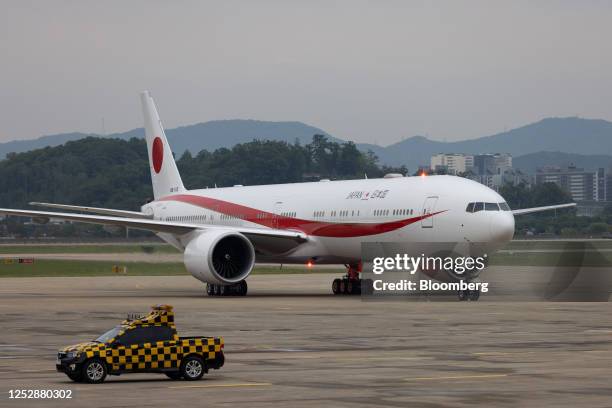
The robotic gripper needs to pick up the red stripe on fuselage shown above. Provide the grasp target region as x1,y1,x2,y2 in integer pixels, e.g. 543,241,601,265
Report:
159,194,445,238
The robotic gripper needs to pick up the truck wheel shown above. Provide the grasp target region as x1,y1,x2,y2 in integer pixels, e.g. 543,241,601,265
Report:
180,356,204,381
165,371,182,380
82,359,107,383
66,371,82,382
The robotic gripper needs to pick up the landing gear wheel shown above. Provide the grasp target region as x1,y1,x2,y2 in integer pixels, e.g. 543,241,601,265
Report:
339,279,347,294
333,278,362,295
468,289,481,301
82,359,107,384
362,278,373,296
458,290,468,301
332,279,341,294
181,356,204,381
346,279,354,295
207,281,248,297
333,263,364,296
237,280,248,296
165,371,182,380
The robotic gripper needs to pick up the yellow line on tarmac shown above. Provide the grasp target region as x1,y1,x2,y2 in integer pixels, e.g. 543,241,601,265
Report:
169,382,272,389
404,374,508,382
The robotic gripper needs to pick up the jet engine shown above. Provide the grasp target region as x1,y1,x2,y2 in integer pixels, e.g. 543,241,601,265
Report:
184,230,255,285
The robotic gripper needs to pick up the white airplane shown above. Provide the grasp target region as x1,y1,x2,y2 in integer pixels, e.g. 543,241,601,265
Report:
0,92,575,298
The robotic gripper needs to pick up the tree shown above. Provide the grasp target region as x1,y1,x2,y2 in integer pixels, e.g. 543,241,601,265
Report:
588,223,608,235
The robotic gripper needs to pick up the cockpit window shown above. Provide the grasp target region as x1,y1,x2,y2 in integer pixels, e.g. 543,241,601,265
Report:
467,202,506,212
485,202,499,211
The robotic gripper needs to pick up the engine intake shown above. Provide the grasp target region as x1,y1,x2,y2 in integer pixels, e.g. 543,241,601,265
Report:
184,230,255,285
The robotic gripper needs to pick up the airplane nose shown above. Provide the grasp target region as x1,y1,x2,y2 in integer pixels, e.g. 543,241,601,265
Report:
490,212,515,243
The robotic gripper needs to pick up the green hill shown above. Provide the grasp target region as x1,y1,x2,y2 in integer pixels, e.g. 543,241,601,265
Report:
0,135,389,211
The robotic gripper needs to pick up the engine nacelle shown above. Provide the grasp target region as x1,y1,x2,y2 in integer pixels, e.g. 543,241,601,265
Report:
184,230,255,285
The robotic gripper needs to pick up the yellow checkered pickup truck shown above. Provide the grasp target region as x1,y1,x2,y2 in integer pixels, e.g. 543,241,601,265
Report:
56,305,224,383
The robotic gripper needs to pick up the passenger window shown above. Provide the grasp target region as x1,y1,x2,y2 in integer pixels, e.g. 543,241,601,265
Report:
466,203,475,213
485,202,499,211
473,202,484,212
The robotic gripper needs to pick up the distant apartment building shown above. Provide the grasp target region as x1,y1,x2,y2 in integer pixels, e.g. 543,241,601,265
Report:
607,166,612,202
430,153,474,175
473,153,513,176
430,153,516,191
597,167,606,201
535,165,600,202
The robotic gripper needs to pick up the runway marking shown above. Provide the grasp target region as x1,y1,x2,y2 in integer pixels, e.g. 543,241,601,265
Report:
335,356,432,362
404,374,508,382
19,369,56,373
472,352,514,356
473,351,537,356
168,382,272,389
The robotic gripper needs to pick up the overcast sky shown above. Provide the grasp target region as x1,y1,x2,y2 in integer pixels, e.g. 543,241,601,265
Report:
1,0,611,145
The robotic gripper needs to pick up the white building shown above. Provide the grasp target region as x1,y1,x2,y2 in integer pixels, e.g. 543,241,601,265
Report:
430,152,516,191
430,153,474,175
535,166,598,202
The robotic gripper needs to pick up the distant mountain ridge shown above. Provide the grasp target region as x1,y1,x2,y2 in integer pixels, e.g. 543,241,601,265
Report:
1,117,611,171
365,117,612,168
512,151,612,173
0,120,339,159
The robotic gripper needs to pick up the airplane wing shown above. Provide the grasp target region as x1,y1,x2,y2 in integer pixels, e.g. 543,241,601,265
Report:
512,203,576,216
0,208,307,242
29,202,152,219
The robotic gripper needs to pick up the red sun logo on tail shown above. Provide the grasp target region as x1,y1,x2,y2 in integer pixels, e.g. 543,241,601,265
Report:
152,137,164,174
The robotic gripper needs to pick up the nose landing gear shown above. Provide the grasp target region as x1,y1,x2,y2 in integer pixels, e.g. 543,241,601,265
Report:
457,288,480,301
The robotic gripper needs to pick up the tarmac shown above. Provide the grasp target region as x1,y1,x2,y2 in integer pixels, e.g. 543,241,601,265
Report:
1,272,611,407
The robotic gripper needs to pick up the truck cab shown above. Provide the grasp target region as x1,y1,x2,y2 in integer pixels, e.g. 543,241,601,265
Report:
56,305,224,383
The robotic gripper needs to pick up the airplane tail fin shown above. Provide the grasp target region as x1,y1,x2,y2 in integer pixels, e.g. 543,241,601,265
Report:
140,91,185,199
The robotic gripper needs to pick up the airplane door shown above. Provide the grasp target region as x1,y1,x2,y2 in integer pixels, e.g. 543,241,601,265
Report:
421,196,438,228
273,201,284,229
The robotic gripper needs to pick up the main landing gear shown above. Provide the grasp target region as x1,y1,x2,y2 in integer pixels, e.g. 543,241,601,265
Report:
457,288,480,301
332,264,370,295
206,280,248,297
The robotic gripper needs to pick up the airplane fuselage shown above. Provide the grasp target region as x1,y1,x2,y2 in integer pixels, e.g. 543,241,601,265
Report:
143,174,515,265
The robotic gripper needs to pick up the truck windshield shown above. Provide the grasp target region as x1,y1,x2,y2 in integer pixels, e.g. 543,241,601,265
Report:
95,326,123,343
